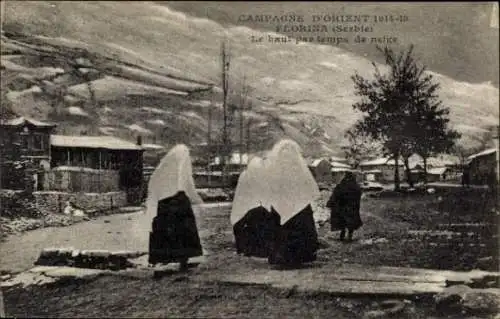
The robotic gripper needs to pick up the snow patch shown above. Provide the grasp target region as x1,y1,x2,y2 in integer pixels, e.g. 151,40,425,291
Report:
127,124,153,135
319,61,340,70
147,119,166,126
67,106,89,117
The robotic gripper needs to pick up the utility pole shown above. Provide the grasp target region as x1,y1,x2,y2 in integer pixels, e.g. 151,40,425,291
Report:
246,118,252,156
207,86,214,187
221,40,231,187
239,76,247,166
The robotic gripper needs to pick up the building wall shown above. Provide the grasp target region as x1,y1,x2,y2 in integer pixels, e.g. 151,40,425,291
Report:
0,189,127,218
33,191,128,215
193,172,240,189
310,161,333,184
39,168,120,193
0,124,53,164
360,165,405,183
469,153,497,185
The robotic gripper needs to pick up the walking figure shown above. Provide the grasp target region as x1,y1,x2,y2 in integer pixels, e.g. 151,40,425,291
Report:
326,172,363,242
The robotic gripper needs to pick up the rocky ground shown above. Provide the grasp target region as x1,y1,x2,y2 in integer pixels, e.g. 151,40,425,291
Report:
1,186,499,318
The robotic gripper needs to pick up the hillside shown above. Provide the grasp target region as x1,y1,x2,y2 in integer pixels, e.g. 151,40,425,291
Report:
1,1,498,157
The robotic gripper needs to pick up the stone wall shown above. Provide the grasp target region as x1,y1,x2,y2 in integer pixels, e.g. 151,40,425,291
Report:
33,191,127,215
1,190,128,218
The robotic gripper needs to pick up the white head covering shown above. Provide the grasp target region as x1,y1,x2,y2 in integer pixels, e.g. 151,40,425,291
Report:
145,144,203,219
230,156,271,226
265,139,320,225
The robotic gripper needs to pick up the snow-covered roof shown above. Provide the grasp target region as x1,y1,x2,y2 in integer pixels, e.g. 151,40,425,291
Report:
428,167,448,175
331,161,351,169
51,135,143,151
467,148,497,161
359,157,404,166
1,116,56,128
329,155,347,163
309,158,330,167
331,167,352,172
142,143,165,151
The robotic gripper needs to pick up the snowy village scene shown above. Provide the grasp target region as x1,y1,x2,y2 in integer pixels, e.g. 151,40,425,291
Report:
0,1,499,318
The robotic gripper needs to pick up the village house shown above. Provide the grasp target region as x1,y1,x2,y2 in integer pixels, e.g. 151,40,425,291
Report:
330,161,353,184
0,117,56,190
407,154,460,183
308,158,333,185
359,157,405,183
48,135,144,203
0,117,56,166
467,148,497,186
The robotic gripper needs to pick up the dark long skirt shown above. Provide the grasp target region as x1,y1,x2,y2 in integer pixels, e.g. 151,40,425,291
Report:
233,206,281,258
268,205,319,266
148,191,203,265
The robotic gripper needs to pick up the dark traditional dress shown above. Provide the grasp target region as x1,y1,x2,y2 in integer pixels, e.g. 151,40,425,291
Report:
326,174,363,231
148,191,203,265
233,205,281,258
268,204,319,266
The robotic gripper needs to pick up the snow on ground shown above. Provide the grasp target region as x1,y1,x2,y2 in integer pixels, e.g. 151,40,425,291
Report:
146,119,166,126
127,124,153,135
67,106,89,117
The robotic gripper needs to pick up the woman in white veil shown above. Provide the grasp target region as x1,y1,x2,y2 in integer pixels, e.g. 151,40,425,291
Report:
146,144,203,271
230,156,280,257
265,139,321,266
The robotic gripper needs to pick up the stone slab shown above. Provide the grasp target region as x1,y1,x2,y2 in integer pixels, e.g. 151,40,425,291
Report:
216,264,500,297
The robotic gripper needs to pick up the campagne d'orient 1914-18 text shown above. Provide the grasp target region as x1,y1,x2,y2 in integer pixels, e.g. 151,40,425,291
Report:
241,14,407,45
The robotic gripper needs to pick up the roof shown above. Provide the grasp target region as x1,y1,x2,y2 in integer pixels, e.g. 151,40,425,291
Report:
329,155,347,163
309,158,330,167
331,167,352,172
331,161,351,169
428,167,448,175
1,116,56,128
142,143,165,151
360,157,404,166
50,135,143,151
467,148,497,161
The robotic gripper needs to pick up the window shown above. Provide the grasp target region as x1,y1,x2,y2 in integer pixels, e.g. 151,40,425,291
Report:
21,134,29,150
33,134,44,150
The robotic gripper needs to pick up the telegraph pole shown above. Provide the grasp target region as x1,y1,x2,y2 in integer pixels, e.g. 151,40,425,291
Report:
221,40,231,187
239,76,247,166
207,86,214,187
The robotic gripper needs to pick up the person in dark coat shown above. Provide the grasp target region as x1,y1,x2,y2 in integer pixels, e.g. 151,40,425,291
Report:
326,172,363,242
233,205,281,258
149,191,203,271
268,204,319,266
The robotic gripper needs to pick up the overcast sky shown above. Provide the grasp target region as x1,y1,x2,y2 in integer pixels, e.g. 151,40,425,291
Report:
162,2,499,86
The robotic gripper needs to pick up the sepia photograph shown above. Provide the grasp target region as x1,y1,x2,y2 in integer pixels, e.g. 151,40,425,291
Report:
0,1,499,318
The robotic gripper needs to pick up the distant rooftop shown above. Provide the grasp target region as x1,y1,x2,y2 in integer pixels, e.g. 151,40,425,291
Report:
142,143,165,151
331,161,351,169
467,148,497,161
360,157,404,166
51,135,143,151
1,116,56,128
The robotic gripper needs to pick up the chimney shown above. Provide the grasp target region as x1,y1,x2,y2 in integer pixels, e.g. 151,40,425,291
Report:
136,135,142,146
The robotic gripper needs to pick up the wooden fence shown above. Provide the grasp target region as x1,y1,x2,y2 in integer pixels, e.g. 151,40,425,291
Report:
39,167,120,193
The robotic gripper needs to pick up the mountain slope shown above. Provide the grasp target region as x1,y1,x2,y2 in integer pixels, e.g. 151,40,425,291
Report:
1,1,498,156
